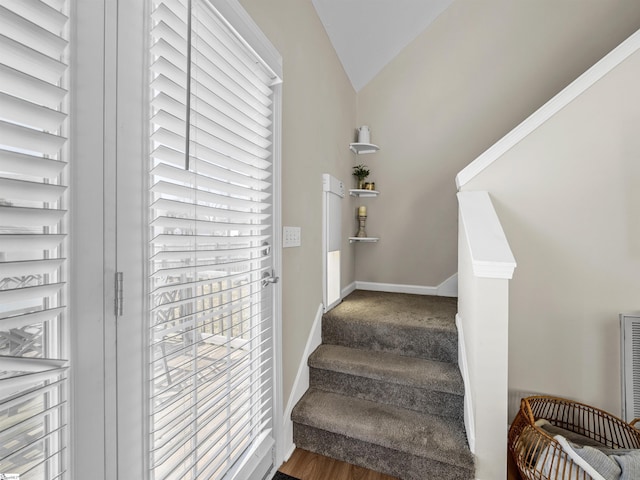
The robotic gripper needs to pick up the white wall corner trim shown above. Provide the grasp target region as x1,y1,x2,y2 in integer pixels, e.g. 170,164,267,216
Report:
281,303,324,460
437,273,458,297
457,191,516,280
355,275,458,297
455,29,640,189
456,314,475,454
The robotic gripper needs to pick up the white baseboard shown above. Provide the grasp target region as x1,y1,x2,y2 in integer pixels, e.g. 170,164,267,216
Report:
456,313,475,454
342,281,356,298
355,274,458,297
281,303,324,460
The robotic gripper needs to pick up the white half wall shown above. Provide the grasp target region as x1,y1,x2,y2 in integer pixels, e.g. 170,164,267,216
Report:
281,303,324,460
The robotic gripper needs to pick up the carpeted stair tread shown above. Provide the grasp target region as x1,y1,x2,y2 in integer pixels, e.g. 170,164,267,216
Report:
324,290,457,331
309,344,464,395
322,290,458,363
292,389,474,471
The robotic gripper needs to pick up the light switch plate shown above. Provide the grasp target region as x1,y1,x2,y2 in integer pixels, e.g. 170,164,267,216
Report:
283,226,301,248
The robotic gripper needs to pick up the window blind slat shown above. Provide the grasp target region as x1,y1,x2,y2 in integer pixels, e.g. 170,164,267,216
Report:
0,33,66,85
150,127,185,154
0,0,68,34
151,180,270,212
191,61,271,123
150,216,269,235
151,3,187,40
0,367,66,398
0,205,66,227
0,378,63,411
151,37,186,73
191,109,272,158
0,234,65,253
151,197,270,223
188,135,271,174
0,5,67,58
190,97,272,149
0,307,64,331
0,356,67,373
151,125,272,175
0,258,65,278
0,63,66,109
189,68,272,133
151,92,185,121
0,177,66,203
0,119,67,155
151,233,269,248
151,145,270,190
149,264,270,297
0,91,66,132
151,163,270,201
151,256,269,282
151,109,184,137
0,149,66,178
153,0,187,23
150,258,268,284
0,282,64,305
151,245,266,262
151,70,186,100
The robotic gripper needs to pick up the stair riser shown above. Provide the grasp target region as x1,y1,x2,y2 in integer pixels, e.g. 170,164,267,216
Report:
322,317,458,363
310,368,464,420
294,423,475,480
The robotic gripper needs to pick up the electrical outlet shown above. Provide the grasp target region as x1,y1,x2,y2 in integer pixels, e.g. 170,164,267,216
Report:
283,226,301,248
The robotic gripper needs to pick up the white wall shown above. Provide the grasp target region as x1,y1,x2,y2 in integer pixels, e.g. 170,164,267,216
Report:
354,0,640,288
462,46,640,416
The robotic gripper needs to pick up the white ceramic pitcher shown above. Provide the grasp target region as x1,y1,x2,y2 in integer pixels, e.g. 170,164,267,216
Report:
358,125,370,144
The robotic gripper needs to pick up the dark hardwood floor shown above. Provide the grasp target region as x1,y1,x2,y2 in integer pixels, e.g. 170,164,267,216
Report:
278,448,398,480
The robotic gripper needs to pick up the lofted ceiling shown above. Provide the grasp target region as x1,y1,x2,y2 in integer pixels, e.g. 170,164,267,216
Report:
311,0,454,92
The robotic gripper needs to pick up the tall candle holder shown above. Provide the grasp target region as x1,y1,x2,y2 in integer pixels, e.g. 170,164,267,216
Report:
356,214,367,238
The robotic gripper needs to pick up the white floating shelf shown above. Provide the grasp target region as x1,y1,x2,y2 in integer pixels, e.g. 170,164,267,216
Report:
349,143,380,154
349,189,379,197
349,236,379,243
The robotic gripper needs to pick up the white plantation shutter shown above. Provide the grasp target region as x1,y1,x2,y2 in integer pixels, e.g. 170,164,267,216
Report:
0,0,69,479
149,0,280,478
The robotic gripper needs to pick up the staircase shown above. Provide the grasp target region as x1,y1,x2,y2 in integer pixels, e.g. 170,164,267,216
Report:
291,290,475,480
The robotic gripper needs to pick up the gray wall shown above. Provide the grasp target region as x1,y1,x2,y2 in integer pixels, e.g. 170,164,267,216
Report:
355,0,640,287
463,47,640,415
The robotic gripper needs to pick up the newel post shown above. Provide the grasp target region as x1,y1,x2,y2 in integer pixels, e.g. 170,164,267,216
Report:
457,191,516,480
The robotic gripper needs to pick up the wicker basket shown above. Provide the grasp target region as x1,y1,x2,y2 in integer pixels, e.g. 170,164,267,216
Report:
508,396,640,480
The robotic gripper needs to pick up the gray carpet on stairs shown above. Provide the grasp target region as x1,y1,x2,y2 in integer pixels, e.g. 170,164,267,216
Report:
291,290,475,480
322,290,459,363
